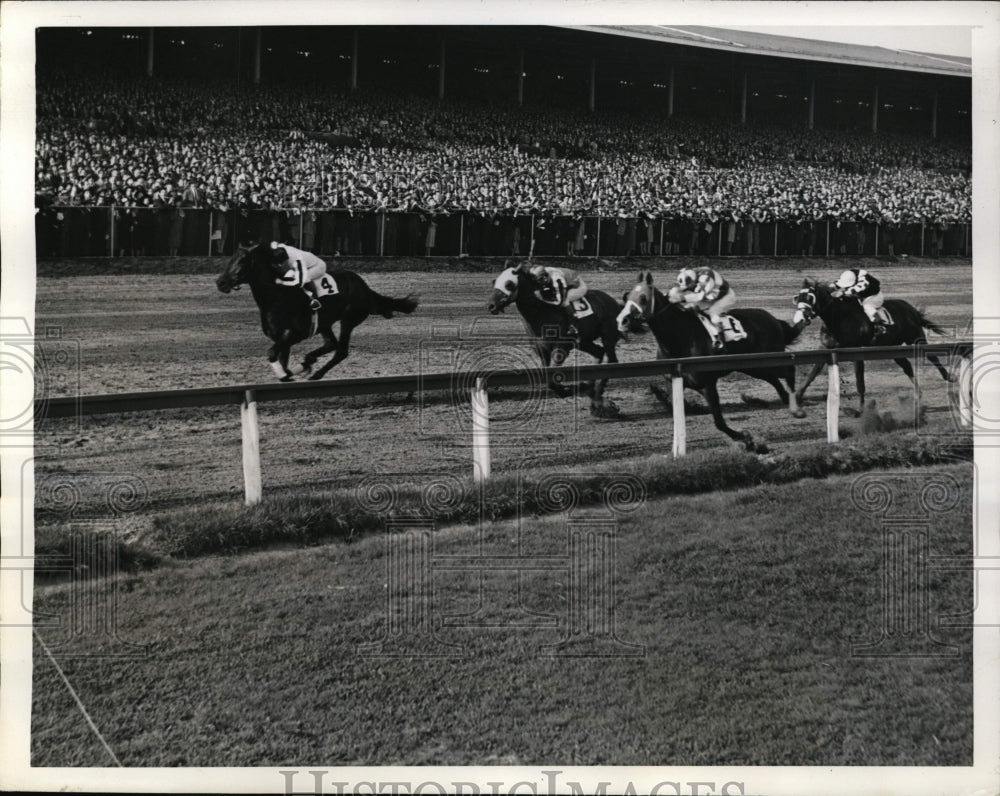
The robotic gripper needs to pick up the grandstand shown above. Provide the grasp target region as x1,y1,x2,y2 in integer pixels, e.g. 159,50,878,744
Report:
34,25,972,258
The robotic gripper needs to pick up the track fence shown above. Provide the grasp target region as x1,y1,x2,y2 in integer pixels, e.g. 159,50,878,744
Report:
36,342,974,505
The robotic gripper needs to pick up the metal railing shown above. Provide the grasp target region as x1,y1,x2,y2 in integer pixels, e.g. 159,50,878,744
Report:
35,206,973,259
35,342,974,505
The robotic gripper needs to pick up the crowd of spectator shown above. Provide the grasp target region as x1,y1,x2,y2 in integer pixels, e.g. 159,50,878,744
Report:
35,72,973,232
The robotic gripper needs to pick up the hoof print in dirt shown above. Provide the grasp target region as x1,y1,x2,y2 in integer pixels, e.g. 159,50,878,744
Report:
591,401,621,419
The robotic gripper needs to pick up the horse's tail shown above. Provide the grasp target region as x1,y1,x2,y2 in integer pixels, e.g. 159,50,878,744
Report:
780,319,804,346
371,290,420,319
915,308,947,337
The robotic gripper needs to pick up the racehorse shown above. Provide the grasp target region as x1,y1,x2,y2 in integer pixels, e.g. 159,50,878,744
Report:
216,244,418,381
792,277,953,415
486,261,622,414
619,270,805,451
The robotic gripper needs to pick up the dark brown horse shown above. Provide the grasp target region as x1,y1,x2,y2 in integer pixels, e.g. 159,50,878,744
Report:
621,271,805,451
486,261,622,414
216,244,418,380
792,277,953,414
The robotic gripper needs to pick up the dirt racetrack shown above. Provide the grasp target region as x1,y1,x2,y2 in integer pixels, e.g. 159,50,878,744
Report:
31,257,973,525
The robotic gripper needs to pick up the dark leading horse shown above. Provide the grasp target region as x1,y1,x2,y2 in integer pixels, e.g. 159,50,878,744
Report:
486,262,622,413
792,277,952,414
620,270,805,451
216,244,418,381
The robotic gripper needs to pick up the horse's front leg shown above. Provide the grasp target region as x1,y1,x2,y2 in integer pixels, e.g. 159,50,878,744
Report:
545,343,571,398
847,360,867,417
795,360,825,405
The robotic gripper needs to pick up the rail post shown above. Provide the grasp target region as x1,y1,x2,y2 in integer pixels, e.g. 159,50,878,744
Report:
471,376,491,482
827,352,840,443
241,390,263,505
672,366,686,457
595,216,601,258
958,354,972,428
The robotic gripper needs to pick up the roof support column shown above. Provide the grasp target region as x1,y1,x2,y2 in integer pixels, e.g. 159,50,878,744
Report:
254,28,262,85
438,38,446,101
668,65,674,117
351,28,359,90
589,57,596,112
872,84,879,133
931,89,938,138
740,71,747,125
146,28,154,77
808,78,816,130
518,47,525,107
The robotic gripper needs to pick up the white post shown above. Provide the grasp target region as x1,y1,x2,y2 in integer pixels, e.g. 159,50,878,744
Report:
827,360,840,443
659,219,664,255
958,355,972,428
874,224,879,255
458,213,464,256
595,215,601,258
826,221,830,257
920,222,925,256
208,208,214,256
241,390,263,505
472,377,491,482
109,206,115,256
672,373,686,457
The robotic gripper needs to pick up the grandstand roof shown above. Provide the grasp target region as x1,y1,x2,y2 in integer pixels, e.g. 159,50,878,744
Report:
566,26,972,78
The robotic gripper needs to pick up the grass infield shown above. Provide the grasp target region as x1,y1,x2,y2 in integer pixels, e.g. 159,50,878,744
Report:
31,459,973,766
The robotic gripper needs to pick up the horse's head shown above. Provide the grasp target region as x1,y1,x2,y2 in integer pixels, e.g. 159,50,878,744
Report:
216,245,256,294
793,277,835,326
616,270,658,334
486,262,521,315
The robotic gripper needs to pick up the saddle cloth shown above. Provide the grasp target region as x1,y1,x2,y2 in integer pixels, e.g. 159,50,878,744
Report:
274,272,339,297
873,307,893,326
720,315,747,342
570,297,594,319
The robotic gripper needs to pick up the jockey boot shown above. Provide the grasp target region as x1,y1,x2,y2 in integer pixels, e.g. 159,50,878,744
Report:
564,307,579,341
303,285,321,311
872,321,886,340
711,334,724,351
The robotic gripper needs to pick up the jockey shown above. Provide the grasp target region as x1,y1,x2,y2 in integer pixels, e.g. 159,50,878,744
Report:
830,268,885,336
668,265,738,350
529,264,588,337
270,242,327,311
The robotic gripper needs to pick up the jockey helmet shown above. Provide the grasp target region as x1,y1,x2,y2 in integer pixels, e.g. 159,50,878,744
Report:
835,270,858,290
677,268,697,290
270,243,289,265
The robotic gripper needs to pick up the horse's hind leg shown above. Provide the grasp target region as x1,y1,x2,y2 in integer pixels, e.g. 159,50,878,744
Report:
302,329,339,375
927,354,954,382
703,380,755,449
308,323,356,380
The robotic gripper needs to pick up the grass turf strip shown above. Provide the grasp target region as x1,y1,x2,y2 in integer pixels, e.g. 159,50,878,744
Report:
35,429,971,569
31,461,973,766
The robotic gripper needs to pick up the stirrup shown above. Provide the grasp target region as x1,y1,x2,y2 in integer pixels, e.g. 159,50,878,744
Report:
309,298,322,311
711,337,724,351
